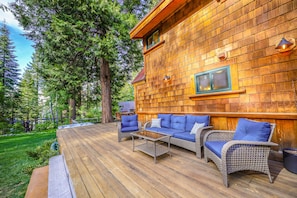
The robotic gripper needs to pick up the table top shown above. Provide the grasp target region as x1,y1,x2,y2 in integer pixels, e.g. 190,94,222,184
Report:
131,130,170,141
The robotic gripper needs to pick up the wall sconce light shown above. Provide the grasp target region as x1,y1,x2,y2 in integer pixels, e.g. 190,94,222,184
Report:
217,52,227,61
275,37,296,53
163,75,171,81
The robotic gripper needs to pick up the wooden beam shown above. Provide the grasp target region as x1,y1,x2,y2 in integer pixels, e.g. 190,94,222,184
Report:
130,0,188,39
136,111,297,120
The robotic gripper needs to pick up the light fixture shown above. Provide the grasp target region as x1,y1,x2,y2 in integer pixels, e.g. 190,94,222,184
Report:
275,37,296,52
163,75,171,81
217,52,227,61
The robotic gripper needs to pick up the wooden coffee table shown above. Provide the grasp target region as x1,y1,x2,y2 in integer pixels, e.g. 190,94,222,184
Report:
131,131,171,163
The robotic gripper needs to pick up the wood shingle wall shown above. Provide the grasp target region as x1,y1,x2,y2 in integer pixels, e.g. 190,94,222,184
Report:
132,0,297,152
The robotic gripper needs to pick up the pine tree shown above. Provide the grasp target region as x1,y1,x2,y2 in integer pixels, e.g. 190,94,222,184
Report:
0,22,20,90
0,22,20,121
18,62,39,126
10,0,158,123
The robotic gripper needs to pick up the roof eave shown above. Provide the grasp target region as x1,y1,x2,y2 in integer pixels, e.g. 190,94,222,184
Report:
129,0,188,39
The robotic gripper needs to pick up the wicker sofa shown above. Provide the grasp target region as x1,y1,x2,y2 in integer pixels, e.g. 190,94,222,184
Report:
144,114,212,158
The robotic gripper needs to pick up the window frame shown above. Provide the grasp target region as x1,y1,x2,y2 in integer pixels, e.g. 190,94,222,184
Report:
146,30,160,49
195,66,231,94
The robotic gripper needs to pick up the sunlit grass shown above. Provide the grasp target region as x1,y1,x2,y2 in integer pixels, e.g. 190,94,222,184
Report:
0,130,57,198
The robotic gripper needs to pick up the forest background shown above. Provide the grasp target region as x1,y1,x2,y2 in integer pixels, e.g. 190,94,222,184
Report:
0,0,159,134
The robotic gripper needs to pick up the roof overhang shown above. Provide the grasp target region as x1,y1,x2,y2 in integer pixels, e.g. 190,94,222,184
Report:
129,0,188,39
132,68,145,84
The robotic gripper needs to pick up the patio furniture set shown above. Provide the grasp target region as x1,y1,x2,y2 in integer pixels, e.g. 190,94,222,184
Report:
118,114,278,187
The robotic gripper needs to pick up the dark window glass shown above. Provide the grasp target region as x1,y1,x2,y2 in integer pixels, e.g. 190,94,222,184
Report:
195,66,231,94
147,30,159,49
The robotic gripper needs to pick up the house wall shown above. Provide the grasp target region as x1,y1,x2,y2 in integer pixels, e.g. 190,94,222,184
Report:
133,0,297,151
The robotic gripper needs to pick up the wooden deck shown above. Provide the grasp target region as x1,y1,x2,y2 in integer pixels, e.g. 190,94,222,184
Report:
57,123,297,198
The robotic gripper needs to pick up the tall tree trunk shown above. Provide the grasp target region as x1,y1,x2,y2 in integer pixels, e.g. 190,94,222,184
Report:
77,90,82,117
60,110,63,125
69,98,76,122
49,98,55,123
100,58,113,123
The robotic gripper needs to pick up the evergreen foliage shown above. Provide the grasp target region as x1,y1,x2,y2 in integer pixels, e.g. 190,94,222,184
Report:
5,0,159,124
0,22,20,91
0,22,20,125
18,62,39,122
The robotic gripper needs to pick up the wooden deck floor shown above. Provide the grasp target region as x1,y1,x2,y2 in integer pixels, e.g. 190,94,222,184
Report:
57,123,297,198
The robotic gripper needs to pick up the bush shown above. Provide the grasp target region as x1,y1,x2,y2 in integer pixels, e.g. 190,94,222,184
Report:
77,106,101,122
26,138,60,171
22,163,38,175
35,121,57,132
0,121,10,135
10,122,25,133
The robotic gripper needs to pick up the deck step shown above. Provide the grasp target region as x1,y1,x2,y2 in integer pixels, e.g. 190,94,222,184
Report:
25,166,48,198
25,155,76,198
48,155,75,198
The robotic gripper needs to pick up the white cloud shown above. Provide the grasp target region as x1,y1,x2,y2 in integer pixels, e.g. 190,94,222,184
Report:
0,0,23,30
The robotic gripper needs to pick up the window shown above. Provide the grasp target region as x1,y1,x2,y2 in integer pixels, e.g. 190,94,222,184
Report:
195,66,231,94
147,30,159,49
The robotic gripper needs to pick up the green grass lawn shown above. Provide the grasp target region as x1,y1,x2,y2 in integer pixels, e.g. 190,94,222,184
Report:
0,130,57,198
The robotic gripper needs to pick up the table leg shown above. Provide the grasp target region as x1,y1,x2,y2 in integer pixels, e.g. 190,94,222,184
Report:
132,136,135,152
168,136,171,157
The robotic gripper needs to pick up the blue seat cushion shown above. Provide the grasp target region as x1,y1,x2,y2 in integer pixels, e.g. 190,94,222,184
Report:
146,127,183,136
185,115,210,132
121,126,139,132
121,115,138,128
233,118,271,141
171,115,186,131
158,114,172,128
173,132,195,142
205,141,227,158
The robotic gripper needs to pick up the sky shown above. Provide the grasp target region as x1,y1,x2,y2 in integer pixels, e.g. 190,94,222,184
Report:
0,0,35,74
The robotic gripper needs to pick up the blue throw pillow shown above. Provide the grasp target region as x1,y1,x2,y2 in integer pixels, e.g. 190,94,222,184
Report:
233,118,271,141
121,115,138,128
158,114,172,128
185,115,210,132
171,115,186,131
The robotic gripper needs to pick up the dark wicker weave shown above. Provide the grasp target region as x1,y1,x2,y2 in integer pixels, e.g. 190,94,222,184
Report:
204,122,277,187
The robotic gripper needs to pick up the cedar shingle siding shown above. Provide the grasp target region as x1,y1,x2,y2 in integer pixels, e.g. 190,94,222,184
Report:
131,0,297,152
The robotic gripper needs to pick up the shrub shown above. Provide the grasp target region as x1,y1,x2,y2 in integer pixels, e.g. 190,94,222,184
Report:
35,121,57,132
10,122,25,133
26,138,60,171
77,106,101,122
22,163,38,175
0,121,10,135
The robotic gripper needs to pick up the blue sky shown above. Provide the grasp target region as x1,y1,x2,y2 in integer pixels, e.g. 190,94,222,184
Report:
0,0,35,74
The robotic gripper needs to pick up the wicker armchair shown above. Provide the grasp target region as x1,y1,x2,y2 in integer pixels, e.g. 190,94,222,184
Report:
118,115,141,142
204,118,277,187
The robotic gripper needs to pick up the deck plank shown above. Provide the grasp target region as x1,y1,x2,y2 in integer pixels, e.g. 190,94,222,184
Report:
57,123,297,198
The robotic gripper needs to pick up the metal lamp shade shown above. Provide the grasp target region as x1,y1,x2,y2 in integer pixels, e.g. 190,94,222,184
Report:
275,38,293,50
